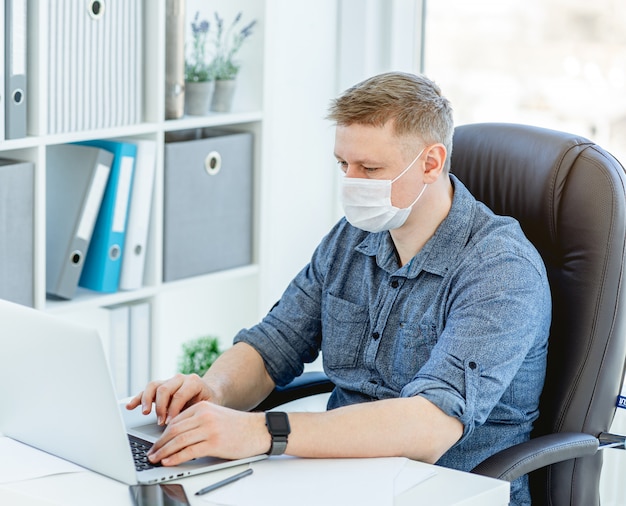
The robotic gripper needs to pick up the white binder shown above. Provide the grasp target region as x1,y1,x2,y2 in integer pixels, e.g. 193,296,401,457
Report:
43,0,142,135
4,0,27,139
119,139,157,291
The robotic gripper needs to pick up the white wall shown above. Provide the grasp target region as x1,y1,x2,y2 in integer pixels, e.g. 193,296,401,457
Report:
336,0,422,90
258,0,423,314
257,0,341,313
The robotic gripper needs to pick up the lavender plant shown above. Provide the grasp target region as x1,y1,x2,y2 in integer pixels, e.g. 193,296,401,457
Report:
185,12,213,82
210,12,257,80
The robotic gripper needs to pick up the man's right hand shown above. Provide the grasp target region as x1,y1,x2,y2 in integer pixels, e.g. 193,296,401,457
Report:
126,373,220,426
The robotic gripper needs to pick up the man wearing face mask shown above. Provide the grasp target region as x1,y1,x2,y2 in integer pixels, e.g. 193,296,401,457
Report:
128,72,550,506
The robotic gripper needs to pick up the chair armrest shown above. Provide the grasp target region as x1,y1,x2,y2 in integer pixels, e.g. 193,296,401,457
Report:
253,371,335,411
470,432,599,482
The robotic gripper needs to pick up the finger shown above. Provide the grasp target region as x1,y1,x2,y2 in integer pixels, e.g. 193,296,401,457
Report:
161,442,206,467
163,374,204,424
125,392,143,410
151,432,209,467
148,415,202,464
140,381,164,415
126,382,160,415
153,376,185,425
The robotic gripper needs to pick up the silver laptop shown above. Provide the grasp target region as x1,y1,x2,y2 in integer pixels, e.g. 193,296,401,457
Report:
0,299,266,485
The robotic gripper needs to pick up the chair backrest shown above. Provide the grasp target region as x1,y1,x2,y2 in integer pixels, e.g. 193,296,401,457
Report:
450,123,626,505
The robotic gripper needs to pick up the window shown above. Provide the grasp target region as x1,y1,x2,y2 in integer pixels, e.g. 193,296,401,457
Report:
423,0,626,164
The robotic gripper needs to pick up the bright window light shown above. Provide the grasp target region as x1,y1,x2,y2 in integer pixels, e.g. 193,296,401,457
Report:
423,0,626,165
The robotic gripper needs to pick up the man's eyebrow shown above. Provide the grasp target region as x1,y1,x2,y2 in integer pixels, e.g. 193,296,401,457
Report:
333,153,384,166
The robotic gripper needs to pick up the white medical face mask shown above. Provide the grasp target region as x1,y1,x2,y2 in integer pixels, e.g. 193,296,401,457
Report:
340,148,428,233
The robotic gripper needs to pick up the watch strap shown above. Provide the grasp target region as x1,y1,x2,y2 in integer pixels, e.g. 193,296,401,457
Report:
267,435,289,456
265,411,291,456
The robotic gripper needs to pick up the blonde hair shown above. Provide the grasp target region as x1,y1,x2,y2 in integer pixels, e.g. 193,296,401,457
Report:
327,72,454,171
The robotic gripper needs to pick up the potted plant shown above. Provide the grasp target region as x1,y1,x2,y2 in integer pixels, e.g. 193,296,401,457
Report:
209,12,257,112
184,12,214,115
178,335,223,376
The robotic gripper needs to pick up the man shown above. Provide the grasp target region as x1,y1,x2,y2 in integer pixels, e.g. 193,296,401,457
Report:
128,72,550,505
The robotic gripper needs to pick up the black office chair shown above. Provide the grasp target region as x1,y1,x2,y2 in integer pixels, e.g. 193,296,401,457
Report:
257,123,626,505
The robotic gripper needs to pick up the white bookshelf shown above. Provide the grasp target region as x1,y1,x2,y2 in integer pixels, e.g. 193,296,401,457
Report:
0,0,342,380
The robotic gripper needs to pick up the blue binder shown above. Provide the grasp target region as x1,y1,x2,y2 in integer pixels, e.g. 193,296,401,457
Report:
78,139,137,293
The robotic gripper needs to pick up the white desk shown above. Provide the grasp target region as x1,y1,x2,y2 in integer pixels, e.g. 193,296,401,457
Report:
0,458,509,506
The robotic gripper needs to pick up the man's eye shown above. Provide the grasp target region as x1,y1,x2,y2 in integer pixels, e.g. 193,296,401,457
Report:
337,161,348,172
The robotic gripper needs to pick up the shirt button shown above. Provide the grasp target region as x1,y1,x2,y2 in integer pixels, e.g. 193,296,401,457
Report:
469,361,477,370
372,332,380,340
390,280,399,288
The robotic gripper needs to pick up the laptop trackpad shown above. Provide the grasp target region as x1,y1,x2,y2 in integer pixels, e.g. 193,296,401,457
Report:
127,423,166,443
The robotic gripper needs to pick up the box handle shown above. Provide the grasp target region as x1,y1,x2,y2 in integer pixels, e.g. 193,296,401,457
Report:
204,151,222,176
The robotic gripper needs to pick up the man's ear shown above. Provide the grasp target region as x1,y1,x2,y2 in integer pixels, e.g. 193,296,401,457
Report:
423,144,447,183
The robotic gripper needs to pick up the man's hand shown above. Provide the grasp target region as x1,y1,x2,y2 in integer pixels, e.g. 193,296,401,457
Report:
126,373,220,426
146,402,269,466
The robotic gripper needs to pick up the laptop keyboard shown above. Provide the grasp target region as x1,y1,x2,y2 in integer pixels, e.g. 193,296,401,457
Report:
128,434,161,471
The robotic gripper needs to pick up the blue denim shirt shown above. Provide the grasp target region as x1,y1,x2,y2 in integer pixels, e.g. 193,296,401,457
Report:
235,175,550,505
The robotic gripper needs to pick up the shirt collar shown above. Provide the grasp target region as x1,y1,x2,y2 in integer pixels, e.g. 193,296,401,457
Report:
354,174,475,278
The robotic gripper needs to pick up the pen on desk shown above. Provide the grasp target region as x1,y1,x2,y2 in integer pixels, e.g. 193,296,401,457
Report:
195,468,254,496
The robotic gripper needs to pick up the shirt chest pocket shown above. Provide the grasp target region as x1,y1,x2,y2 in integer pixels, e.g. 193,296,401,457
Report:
391,320,439,389
321,294,368,369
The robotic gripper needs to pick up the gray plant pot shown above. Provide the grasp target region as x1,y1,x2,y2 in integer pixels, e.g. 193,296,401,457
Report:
210,79,237,112
185,80,214,116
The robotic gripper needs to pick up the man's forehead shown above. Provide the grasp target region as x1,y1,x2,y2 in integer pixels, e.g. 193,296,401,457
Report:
335,124,421,159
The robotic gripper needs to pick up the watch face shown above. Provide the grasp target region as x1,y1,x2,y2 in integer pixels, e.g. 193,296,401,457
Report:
267,412,291,435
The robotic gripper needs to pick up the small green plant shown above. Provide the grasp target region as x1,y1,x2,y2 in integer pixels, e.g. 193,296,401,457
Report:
178,335,222,376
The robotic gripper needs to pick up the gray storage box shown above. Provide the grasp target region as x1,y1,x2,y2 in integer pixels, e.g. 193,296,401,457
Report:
163,130,253,281
0,159,34,306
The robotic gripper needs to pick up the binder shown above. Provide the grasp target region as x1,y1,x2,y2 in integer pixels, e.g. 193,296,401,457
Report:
108,304,130,399
44,0,142,135
0,158,34,306
4,0,27,139
0,0,5,140
46,144,113,300
78,139,137,293
118,139,156,291
129,301,151,395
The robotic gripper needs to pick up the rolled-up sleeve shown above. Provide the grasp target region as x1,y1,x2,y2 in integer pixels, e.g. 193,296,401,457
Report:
400,247,551,443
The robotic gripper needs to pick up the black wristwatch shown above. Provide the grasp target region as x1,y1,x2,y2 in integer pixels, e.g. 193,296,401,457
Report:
265,411,291,456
